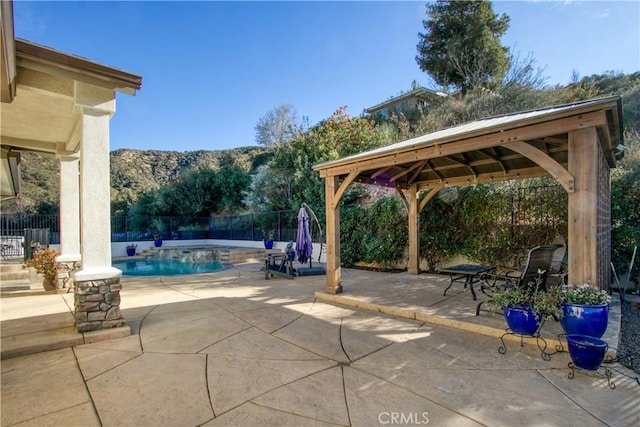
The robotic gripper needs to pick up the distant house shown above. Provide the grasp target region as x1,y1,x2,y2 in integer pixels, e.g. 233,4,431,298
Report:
364,87,447,118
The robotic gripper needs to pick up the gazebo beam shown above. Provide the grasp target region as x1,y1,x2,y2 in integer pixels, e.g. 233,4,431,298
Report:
503,141,575,192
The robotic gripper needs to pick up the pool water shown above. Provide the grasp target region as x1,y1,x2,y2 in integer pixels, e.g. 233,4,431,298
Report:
113,259,227,276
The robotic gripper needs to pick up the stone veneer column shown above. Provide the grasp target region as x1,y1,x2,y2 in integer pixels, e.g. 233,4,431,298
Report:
75,278,124,332
72,82,125,332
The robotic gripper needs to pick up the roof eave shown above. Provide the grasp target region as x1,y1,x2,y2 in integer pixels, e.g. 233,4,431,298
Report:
15,38,142,94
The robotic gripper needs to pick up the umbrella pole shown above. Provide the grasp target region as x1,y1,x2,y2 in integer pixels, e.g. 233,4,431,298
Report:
302,203,323,264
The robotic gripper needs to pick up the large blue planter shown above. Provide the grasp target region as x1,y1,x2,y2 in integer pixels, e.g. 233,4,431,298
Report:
263,240,274,250
566,334,608,371
560,303,608,338
504,305,542,336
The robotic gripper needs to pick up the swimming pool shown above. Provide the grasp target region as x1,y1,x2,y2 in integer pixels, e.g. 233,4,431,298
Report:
113,259,228,276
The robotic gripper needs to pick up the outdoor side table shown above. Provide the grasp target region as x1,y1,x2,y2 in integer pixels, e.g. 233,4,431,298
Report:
440,264,495,300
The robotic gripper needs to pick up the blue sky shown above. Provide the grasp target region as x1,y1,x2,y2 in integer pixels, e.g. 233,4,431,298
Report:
13,1,640,152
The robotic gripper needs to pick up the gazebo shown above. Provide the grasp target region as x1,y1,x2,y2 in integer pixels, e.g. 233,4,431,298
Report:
1,0,142,333
313,96,624,295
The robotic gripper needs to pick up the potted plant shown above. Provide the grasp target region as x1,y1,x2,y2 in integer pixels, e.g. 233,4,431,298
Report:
126,243,137,256
488,272,563,336
23,247,59,291
263,230,275,250
560,282,611,338
151,218,164,247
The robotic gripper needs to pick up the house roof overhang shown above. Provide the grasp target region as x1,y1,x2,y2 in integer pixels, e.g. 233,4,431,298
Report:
1,37,142,157
314,96,624,191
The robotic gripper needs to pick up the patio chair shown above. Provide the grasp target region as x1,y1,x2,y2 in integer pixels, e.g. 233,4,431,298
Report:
476,244,559,316
546,236,568,287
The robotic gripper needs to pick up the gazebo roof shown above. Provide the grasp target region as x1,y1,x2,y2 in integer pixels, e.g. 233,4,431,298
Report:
314,96,623,190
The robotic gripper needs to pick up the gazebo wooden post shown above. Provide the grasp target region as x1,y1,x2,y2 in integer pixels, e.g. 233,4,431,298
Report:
407,184,419,274
325,175,343,294
568,127,610,290
323,172,359,294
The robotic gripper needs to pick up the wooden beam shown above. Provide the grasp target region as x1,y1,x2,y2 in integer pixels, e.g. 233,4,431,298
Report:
324,176,342,294
503,141,574,192
395,186,409,212
407,184,419,274
331,171,359,209
419,185,443,212
415,166,553,190
479,148,508,174
390,161,423,181
316,111,607,178
567,128,599,286
408,160,427,185
371,166,393,179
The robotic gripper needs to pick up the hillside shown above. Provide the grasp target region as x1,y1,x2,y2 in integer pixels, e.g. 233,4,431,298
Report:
4,146,267,214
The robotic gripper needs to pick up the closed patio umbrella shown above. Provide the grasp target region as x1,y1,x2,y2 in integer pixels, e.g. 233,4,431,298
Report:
296,206,313,265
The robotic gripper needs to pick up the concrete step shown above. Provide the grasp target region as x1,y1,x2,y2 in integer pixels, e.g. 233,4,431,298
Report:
1,270,29,281
0,261,29,281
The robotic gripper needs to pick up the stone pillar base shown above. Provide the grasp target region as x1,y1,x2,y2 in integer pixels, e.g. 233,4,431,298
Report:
74,276,125,333
56,260,81,293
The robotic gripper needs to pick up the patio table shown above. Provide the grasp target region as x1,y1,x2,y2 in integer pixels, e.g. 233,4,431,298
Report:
440,264,495,301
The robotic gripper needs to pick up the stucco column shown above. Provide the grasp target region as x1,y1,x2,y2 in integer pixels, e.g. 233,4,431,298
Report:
57,155,81,261
55,155,82,292
74,109,120,280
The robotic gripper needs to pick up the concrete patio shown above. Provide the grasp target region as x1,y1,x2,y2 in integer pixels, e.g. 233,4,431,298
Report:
1,261,639,426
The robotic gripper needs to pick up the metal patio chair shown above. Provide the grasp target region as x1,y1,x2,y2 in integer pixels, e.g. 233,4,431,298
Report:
476,244,559,316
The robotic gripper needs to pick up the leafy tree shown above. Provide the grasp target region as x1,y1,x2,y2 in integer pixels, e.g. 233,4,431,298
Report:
247,107,391,212
254,104,301,146
416,0,510,94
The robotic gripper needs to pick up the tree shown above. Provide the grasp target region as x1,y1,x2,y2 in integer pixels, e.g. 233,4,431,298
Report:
254,104,301,146
416,1,510,94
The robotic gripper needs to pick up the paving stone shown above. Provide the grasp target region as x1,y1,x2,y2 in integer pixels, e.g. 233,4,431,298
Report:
207,354,336,414
344,367,482,426
201,327,325,360
1,349,91,426
254,366,349,425
141,310,251,353
87,352,212,426
202,401,339,426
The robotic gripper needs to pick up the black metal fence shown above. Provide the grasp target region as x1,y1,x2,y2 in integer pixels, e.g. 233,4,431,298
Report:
0,209,317,252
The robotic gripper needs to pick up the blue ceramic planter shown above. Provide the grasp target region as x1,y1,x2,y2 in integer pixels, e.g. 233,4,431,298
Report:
263,240,274,250
566,334,608,370
126,248,136,256
154,239,163,248
504,305,542,336
560,303,608,338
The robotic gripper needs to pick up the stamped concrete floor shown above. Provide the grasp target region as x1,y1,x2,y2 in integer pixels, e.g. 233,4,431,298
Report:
1,263,639,426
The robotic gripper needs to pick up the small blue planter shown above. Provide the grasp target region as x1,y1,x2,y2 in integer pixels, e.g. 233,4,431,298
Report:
263,240,274,250
566,334,608,371
560,303,608,338
504,305,542,336
154,239,163,248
